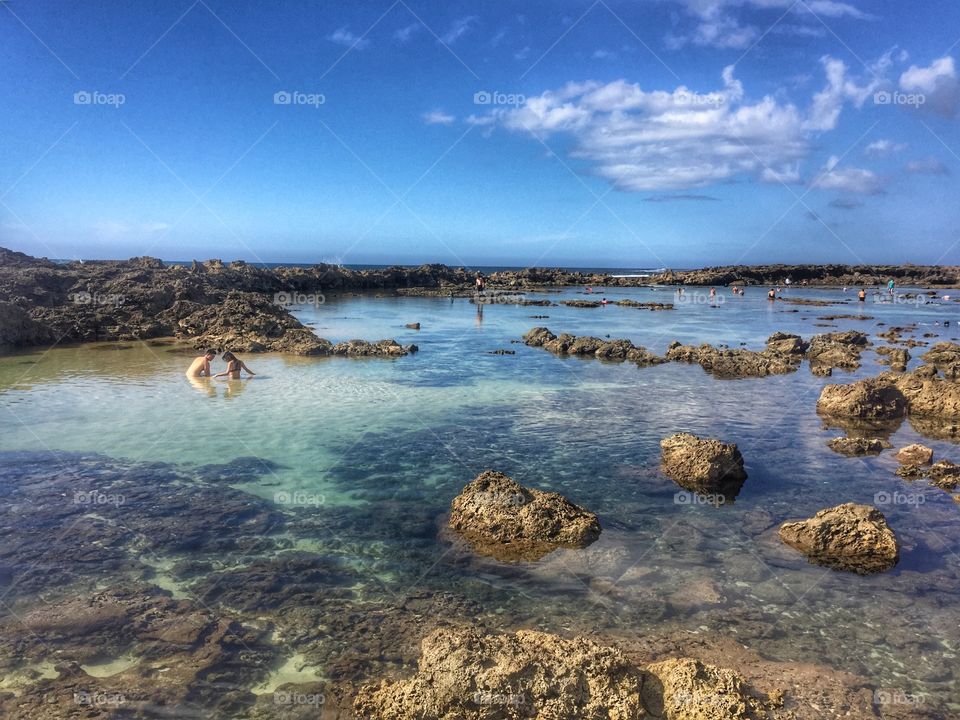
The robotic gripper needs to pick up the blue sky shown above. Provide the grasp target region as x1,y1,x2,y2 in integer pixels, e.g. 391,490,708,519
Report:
2,0,960,268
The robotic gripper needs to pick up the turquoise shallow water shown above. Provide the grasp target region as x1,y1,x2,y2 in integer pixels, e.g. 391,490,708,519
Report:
1,286,959,715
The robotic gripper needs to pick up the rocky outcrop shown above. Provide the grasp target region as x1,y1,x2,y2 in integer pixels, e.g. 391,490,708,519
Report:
778,503,899,574
921,342,960,378
893,371,960,420
765,331,808,355
806,331,870,372
354,627,771,720
895,444,933,465
523,327,667,367
615,299,674,310
561,299,603,308
660,433,747,500
816,377,907,421
448,471,601,562
665,338,801,379
649,263,959,287
827,437,890,456
876,346,910,370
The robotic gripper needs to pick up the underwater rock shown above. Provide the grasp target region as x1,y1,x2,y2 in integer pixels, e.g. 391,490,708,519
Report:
447,470,601,562
778,503,899,574
660,433,747,498
827,437,890,456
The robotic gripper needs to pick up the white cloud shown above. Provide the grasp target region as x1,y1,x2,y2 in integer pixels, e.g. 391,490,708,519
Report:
394,23,421,43
422,110,456,126
441,16,477,45
812,155,886,194
514,46,531,60
486,59,879,192
328,28,370,50
805,56,881,131
593,49,615,60
864,139,906,157
905,157,949,175
899,56,960,117
664,0,873,50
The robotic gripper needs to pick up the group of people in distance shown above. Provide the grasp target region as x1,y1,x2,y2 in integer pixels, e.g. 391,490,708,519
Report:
186,349,256,379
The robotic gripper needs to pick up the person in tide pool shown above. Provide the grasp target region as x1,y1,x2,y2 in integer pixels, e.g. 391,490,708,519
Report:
215,351,256,379
185,349,217,377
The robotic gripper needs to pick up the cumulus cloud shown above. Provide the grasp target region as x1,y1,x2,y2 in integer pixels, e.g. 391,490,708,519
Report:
899,56,960,117
864,139,906,157
328,28,370,50
484,60,876,192
422,110,456,126
812,155,887,194
905,157,949,175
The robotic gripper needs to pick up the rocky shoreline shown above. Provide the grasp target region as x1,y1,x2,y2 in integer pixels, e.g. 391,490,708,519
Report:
2,247,958,354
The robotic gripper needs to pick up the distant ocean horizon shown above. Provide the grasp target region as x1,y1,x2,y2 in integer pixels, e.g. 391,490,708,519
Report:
54,258,673,276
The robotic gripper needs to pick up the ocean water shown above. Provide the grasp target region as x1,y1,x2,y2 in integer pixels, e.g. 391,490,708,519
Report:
1,285,958,716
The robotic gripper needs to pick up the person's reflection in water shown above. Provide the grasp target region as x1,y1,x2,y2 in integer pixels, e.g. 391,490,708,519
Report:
475,302,484,326
224,378,248,399
187,375,217,397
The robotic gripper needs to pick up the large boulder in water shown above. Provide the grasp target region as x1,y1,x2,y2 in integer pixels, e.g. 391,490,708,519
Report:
893,372,960,420
660,433,747,499
354,627,770,720
778,503,899,574
816,377,907,420
448,471,600,562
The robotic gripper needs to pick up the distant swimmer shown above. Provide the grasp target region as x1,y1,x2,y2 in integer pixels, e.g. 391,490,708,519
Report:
858,288,866,302
768,288,776,300
215,351,256,379
709,287,716,299
601,297,608,305
186,349,217,377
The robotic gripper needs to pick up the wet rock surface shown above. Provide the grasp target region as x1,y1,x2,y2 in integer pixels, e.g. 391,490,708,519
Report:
827,436,890,455
523,327,668,366
805,330,870,372
779,503,900,574
665,336,802,379
447,471,601,562
354,627,771,720
660,433,747,499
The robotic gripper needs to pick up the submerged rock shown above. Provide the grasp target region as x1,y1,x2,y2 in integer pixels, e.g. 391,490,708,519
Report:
448,471,601,562
827,437,890,456
660,433,747,499
778,503,899,574
354,627,770,720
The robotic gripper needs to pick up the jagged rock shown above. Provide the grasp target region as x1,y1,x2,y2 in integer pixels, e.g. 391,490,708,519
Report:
0,300,57,348
827,437,890,456
448,471,600,562
330,339,413,357
665,342,799,379
354,627,770,720
806,331,870,371
642,657,769,720
660,433,747,499
523,327,667,367
895,444,933,465
876,346,910,370
893,372,960,420
778,503,899,574
765,331,808,355
561,299,602,308
927,461,960,490
816,377,907,420
615,300,674,310
405,322,421,330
